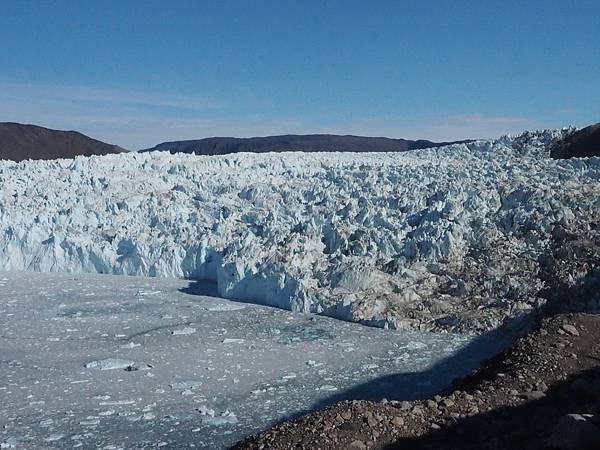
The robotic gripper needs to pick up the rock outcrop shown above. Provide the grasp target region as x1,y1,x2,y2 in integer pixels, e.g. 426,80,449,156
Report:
551,123,600,159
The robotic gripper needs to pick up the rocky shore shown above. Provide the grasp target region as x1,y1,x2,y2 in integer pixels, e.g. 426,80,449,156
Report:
231,312,600,450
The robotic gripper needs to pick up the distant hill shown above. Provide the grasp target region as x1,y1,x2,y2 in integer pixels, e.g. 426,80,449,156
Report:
141,134,470,155
551,122,600,159
0,122,125,162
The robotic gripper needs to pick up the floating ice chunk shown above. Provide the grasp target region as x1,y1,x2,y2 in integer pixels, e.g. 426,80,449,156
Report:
85,359,135,370
405,341,427,350
136,290,161,296
171,327,196,335
317,384,338,391
119,342,141,349
170,380,203,390
393,352,410,363
44,434,64,442
222,338,245,344
201,411,238,427
99,400,135,406
361,363,379,370
206,303,247,312
79,418,100,426
1,437,23,448
197,405,215,417
306,360,324,368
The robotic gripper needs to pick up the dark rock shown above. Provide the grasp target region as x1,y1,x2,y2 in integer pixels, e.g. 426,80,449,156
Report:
349,439,367,449
398,401,412,411
570,378,592,396
546,414,600,449
561,324,580,336
141,134,472,155
391,416,405,427
521,390,546,401
441,398,455,408
551,123,600,159
0,122,125,161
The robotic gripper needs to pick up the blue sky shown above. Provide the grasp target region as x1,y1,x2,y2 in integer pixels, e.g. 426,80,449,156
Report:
1,0,598,149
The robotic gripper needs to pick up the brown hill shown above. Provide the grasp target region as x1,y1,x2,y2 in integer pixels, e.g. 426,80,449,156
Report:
0,122,125,161
141,134,471,155
551,122,600,159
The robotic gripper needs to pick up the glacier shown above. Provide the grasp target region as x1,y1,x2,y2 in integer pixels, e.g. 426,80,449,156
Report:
1,129,599,333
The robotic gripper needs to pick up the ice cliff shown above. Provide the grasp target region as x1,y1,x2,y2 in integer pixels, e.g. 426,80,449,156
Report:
1,129,599,333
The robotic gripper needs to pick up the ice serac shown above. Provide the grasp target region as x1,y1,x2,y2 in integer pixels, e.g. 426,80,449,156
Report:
0,129,599,333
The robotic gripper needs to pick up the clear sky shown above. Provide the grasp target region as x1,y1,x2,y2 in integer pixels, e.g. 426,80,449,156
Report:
1,0,598,149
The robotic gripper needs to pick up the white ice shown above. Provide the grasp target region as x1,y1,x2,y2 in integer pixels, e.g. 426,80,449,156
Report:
1,129,598,332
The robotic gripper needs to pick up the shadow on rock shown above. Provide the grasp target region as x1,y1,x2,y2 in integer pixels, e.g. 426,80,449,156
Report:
384,366,600,450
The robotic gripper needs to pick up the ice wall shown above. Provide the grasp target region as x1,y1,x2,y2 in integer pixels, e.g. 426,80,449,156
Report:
1,129,599,333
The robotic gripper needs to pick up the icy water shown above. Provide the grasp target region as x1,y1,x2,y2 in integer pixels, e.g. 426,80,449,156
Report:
0,272,513,449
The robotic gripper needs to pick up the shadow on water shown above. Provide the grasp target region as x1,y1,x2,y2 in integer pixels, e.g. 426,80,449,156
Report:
178,278,220,298
307,318,530,412
178,279,532,419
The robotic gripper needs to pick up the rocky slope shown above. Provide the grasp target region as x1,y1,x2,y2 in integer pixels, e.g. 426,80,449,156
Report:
0,122,125,161
141,134,469,155
551,122,600,159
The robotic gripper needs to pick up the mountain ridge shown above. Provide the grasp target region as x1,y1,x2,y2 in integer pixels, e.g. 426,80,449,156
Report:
141,134,473,155
0,122,125,161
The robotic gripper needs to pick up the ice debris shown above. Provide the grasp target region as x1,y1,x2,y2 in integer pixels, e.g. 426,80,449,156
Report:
169,380,203,390
119,342,141,349
85,359,135,370
197,406,238,427
222,338,245,344
171,327,196,336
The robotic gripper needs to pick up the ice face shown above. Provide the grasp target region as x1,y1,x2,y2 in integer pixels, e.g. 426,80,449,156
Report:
0,129,598,333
